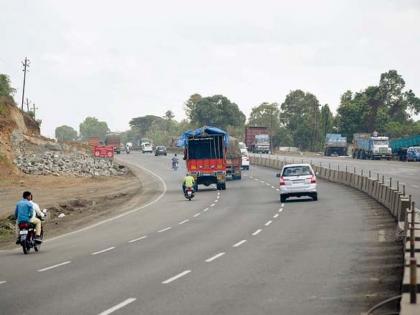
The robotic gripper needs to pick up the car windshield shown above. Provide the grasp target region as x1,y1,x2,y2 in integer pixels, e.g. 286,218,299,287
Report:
282,166,313,177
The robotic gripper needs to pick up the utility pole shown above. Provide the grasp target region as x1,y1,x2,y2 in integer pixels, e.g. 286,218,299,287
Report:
25,98,30,112
31,103,38,119
21,57,30,111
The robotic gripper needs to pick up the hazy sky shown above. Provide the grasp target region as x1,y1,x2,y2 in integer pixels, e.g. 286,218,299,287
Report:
1,0,420,137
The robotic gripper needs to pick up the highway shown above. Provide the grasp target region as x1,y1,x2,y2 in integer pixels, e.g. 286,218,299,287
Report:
0,153,402,315
270,154,420,205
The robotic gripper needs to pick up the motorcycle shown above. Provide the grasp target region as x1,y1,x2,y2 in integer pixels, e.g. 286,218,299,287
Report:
18,209,47,255
172,161,179,171
184,187,195,201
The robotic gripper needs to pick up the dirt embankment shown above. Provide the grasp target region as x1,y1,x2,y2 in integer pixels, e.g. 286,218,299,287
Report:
0,98,142,248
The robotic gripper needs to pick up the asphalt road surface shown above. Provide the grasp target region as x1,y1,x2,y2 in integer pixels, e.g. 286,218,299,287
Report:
0,153,402,315
270,153,420,207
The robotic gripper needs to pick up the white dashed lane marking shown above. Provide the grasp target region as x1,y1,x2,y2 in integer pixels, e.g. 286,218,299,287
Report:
252,229,262,236
193,213,201,218
203,208,209,212
98,298,136,315
273,213,279,218
265,220,272,226
279,208,283,212
0,281,7,285
205,252,226,262
38,261,71,272
179,219,190,225
92,247,115,256
233,240,247,248
210,203,215,207
128,236,147,243
158,227,172,233
162,270,191,284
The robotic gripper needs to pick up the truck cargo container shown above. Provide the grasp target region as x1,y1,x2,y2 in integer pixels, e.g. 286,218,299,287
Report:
244,126,270,153
390,134,420,161
178,126,228,190
352,132,392,160
226,136,242,180
104,134,121,154
324,133,347,156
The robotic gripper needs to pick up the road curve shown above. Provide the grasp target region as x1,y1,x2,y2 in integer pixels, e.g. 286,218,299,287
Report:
0,153,402,315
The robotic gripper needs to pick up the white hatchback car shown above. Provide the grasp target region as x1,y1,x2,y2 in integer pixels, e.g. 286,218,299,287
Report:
277,163,318,202
240,149,250,170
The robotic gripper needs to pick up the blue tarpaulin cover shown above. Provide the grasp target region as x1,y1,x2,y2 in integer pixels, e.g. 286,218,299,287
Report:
176,126,229,147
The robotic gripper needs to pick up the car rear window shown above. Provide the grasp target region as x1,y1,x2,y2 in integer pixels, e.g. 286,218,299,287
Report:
282,166,313,177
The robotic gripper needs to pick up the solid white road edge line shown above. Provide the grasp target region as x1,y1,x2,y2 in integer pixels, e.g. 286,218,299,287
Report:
233,240,247,248
265,220,272,226
158,227,172,233
162,270,191,284
45,160,168,243
205,252,226,262
179,219,190,225
252,229,262,236
193,213,201,217
92,246,115,255
128,236,147,243
98,298,136,315
38,261,71,272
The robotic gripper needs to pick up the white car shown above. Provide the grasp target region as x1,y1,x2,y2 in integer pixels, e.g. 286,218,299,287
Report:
141,143,153,153
277,163,317,203
241,149,250,170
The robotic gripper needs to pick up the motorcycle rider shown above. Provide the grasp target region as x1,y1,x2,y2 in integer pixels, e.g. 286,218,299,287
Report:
15,191,42,243
29,194,45,242
182,173,195,194
172,154,179,170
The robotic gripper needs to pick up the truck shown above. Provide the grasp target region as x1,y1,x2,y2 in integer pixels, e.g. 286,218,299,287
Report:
324,133,348,156
104,134,121,154
226,136,242,180
390,134,420,161
352,132,392,160
244,126,270,153
178,126,228,190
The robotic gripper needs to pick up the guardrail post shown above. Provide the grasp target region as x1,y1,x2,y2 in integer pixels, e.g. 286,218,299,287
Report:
369,170,371,178
390,177,393,189
382,175,385,184
410,201,416,258
410,257,417,304
403,184,406,196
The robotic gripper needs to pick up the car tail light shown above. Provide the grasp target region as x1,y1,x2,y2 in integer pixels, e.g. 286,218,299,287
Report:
310,176,316,184
279,177,286,186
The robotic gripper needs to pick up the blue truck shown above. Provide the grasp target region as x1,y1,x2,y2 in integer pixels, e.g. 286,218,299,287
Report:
352,132,392,160
324,133,348,156
390,134,420,161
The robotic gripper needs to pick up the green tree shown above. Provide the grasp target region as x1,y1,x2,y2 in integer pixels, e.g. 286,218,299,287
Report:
184,93,202,121
129,115,164,137
280,90,321,151
79,117,110,140
188,95,246,131
55,125,78,142
0,74,15,98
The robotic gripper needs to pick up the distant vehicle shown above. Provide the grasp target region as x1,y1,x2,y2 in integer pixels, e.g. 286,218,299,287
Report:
324,133,347,156
390,134,420,161
241,149,250,170
105,134,121,154
155,146,167,156
277,163,317,203
226,136,242,180
244,126,270,153
141,143,153,153
238,142,247,151
178,126,228,190
407,146,420,161
352,132,392,160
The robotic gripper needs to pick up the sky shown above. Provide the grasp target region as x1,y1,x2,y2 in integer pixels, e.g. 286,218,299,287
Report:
1,0,420,137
